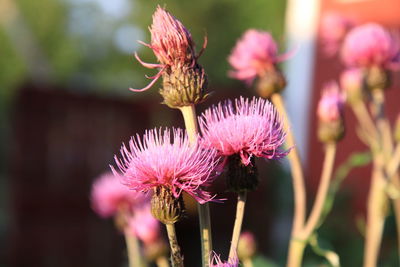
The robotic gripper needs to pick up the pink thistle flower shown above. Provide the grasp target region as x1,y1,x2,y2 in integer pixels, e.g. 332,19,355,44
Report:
320,12,354,57
341,23,400,70
126,204,161,245
114,128,219,204
199,97,288,166
228,29,288,85
317,82,345,123
209,252,239,267
132,6,206,92
91,172,148,218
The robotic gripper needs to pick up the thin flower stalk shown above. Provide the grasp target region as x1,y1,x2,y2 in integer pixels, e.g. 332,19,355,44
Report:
286,143,337,267
124,230,145,267
228,193,247,259
364,158,388,267
287,82,343,266
270,93,306,234
180,105,213,267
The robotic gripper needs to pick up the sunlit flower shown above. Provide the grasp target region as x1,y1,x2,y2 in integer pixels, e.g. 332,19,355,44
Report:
91,172,148,218
341,23,400,69
228,29,287,85
132,6,206,93
127,204,161,245
209,252,239,267
199,97,288,166
317,82,345,123
320,12,354,56
114,128,219,204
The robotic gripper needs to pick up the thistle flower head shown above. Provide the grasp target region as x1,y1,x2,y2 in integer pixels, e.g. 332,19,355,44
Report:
341,23,400,70
209,252,239,267
114,128,219,204
320,12,354,56
228,30,287,85
199,97,288,166
126,203,161,244
317,82,345,123
150,6,196,67
317,82,345,143
91,172,148,218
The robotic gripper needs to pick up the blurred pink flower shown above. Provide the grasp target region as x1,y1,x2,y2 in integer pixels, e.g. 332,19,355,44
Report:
341,23,400,69
127,204,161,245
132,6,205,92
340,68,363,90
91,172,148,218
209,252,239,267
317,82,345,123
199,97,288,166
114,128,219,204
320,12,354,56
228,30,287,85
340,68,364,100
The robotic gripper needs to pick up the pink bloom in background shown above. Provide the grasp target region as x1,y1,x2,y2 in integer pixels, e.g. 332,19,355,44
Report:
91,172,148,218
209,252,239,267
341,23,400,69
228,30,286,84
317,82,345,123
199,97,288,166
340,68,363,90
320,12,354,56
127,204,161,245
340,68,364,97
114,128,219,204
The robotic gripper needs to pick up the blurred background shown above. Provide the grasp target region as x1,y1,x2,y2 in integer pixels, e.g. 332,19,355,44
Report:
1,0,400,266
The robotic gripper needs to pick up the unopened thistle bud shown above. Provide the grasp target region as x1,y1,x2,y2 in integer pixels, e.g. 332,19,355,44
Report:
238,231,257,260
365,66,391,91
317,82,345,143
131,6,210,108
255,69,287,98
161,63,210,108
340,68,365,105
151,186,185,225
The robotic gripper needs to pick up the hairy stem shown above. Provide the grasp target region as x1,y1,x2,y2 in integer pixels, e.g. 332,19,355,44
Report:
229,192,247,259
166,223,184,267
179,105,212,267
